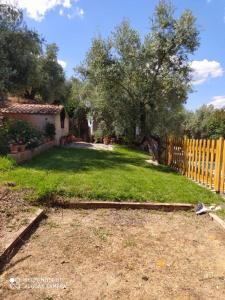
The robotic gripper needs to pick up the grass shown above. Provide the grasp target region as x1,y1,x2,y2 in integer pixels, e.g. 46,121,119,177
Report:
93,227,111,242
0,145,223,204
215,209,225,221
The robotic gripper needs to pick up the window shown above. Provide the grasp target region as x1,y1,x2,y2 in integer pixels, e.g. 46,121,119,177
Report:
60,109,65,129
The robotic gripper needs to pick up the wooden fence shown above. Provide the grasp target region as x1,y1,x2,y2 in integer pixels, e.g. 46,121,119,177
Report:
165,137,225,194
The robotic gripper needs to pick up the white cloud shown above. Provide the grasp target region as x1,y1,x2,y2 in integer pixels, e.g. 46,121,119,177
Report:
63,0,72,8
76,7,84,17
191,59,223,85
58,59,67,69
67,7,84,19
59,8,64,16
1,0,82,21
208,96,225,109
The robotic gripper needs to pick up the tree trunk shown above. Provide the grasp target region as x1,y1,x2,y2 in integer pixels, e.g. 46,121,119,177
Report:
145,136,165,164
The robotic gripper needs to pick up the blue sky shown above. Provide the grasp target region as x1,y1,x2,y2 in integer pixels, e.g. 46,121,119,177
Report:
3,0,225,110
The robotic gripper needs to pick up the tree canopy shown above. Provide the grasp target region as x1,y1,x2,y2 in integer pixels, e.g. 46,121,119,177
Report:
0,3,67,104
184,105,225,139
75,0,199,160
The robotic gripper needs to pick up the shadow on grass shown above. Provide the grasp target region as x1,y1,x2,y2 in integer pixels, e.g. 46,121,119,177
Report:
21,147,177,175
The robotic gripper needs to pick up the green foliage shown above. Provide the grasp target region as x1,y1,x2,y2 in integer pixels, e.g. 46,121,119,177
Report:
26,130,43,149
0,3,42,101
45,123,56,139
38,43,67,103
0,3,67,104
7,119,32,144
77,0,199,158
184,105,225,139
0,124,9,154
208,109,225,139
0,156,16,171
7,119,43,148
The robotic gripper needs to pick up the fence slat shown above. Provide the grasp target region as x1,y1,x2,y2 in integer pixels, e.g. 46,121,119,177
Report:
205,139,210,186
220,139,225,193
165,137,225,195
209,140,215,189
191,139,196,180
197,140,202,182
201,140,206,184
215,137,224,192
194,140,199,181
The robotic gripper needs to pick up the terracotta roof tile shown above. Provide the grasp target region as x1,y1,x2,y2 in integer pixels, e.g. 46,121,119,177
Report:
0,103,64,115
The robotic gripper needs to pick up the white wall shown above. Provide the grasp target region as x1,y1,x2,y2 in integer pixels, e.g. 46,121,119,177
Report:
6,113,55,131
54,114,69,145
6,113,69,145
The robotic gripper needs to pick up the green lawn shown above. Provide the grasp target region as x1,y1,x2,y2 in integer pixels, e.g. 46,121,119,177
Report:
0,146,223,204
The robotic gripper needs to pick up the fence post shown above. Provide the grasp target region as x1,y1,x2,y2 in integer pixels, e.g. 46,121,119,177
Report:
220,139,225,193
183,137,187,175
169,137,174,167
214,137,224,192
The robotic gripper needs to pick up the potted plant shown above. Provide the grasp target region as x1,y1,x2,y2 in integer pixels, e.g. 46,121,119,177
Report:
111,137,116,144
103,136,110,145
18,140,26,152
60,136,66,145
45,123,56,142
9,143,19,154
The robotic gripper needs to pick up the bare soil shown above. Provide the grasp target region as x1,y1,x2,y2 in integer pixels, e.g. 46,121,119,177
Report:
1,209,225,300
0,186,38,254
66,142,113,151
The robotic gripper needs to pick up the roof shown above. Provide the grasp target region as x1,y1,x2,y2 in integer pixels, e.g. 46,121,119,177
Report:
0,103,64,115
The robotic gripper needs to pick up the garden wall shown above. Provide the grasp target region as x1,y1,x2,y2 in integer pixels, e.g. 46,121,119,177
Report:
8,141,56,164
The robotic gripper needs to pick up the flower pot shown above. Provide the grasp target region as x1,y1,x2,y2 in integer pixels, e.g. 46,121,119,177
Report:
19,144,26,152
10,144,19,154
66,135,72,143
111,137,116,144
60,137,66,145
103,137,110,145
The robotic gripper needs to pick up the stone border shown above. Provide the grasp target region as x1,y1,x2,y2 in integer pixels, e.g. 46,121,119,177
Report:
54,201,194,212
8,141,56,164
0,208,44,270
209,213,225,231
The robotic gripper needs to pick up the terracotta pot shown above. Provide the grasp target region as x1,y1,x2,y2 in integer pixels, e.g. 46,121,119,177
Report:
103,137,110,145
111,138,116,144
60,137,66,145
71,135,76,142
19,144,26,152
10,144,19,154
66,135,73,143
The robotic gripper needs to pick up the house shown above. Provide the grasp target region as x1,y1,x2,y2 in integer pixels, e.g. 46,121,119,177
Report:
0,102,69,145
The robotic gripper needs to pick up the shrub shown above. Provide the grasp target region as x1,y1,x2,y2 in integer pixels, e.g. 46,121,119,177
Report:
26,128,43,149
45,123,56,139
0,156,16,171
7,119,44,149
7,119,33,144
0,125,9,155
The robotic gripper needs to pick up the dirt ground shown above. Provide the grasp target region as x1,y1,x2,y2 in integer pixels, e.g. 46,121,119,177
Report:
1,208,225,300
0,186,38,254
66,142,113,151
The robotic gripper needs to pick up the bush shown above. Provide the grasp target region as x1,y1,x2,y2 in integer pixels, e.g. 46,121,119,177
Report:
7,119,34,144
0,156,16,171
26,128,43,149
7,119,44,149
0,125,9,155
45,123,56,139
